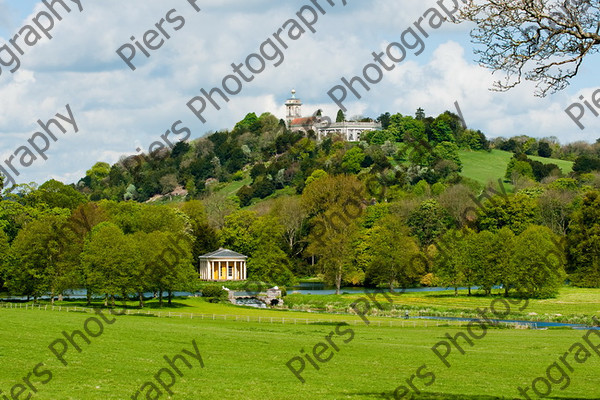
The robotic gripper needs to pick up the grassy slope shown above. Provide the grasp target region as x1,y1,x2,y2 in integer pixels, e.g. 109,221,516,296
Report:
459,149,574,188
1,307,600,400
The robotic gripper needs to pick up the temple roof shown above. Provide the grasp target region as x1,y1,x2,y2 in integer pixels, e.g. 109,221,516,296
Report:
199,248,248,259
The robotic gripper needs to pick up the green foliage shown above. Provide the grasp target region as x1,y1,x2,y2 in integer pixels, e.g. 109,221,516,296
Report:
412,180,430,197
434,142,462,169
568,191,600,287
86,162,111,188
538,141,552,157
124,184,137,201
366,129,395,145
336,109,345,123
573,154,600,173
8,215,79,300
434,229,473,291
234,112,260,134
0,229,9,291
81,222,141,303
341,147,365,174
363,216,422,291
458,129,489,151
201,284,227,300
512,225,565,298
408,199,453,247
477,193,539,235
24,180,87,210
508,160,535,181
431,182,446,196
236,185,254,207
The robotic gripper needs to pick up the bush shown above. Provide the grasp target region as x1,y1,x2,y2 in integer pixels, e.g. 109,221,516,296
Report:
202,284,227,300
232,171,244,181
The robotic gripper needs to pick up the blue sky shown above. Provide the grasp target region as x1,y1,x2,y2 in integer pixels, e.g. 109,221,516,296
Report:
0,0,598,186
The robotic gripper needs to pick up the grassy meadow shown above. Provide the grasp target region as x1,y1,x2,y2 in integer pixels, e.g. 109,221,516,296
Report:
1,289,600,400
459,149,574,188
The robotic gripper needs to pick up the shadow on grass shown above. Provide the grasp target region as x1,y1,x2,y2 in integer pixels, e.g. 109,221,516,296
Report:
347,391,594,399
17,296,197,311
344,391,507,399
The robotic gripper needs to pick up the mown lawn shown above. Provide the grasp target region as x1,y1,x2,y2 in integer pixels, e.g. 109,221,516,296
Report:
1,308,599,399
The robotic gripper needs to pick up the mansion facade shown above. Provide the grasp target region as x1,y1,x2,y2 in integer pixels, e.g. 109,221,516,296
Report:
285,90,381,142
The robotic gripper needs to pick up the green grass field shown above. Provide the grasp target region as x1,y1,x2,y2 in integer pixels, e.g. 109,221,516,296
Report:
459,150,574,188
2,288,600,400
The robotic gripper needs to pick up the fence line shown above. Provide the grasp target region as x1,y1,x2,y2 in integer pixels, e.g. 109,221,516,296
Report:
0,302,536,329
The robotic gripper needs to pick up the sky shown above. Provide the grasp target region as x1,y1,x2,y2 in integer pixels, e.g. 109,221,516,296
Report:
0,0,598,186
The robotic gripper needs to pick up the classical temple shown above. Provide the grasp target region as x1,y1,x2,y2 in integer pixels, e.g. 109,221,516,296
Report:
199,248,247,281
284,90,381,142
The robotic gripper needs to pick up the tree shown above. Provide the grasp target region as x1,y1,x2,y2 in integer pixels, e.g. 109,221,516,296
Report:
494,227,517,297
236,185,254,207
124,184,137,201
573,155,600,173
433,141,462,169
336,109,346,123
271,196,307,257
8,215,79,303
0,229,11,292
567,191,600,287
408,199,454,248
86,162,111,189
439,184,476,228
477,193,539,235
305,204,358,295
434,229,472,296
364,216,422,292
538,142,552,157
415,108,426,120
81,222,140,307
159,173,178,194
468,230,498,296
203,192,239,229
301,175,364,218
234,112,260,134
512,225,565,297
341,147,366,174
457,1,600,96
377,112,391,129
538,189,577,235
69,203,109,305
25,179,87,210
180,200,220,261
221,210,293,285
134,231,194,307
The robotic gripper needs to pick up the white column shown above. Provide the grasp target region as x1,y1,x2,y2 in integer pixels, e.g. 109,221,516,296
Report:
243,261,246,280
217,261,221,280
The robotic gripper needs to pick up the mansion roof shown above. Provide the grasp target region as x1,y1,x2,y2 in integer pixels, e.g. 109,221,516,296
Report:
290,117,318,126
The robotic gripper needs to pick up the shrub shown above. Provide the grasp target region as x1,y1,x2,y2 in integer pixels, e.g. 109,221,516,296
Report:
202,284,227,300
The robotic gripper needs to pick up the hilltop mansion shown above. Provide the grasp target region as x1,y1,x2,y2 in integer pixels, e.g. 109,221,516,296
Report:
284,90,381,142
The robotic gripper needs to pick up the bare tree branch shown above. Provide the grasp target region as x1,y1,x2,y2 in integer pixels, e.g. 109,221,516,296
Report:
458,0,599,96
